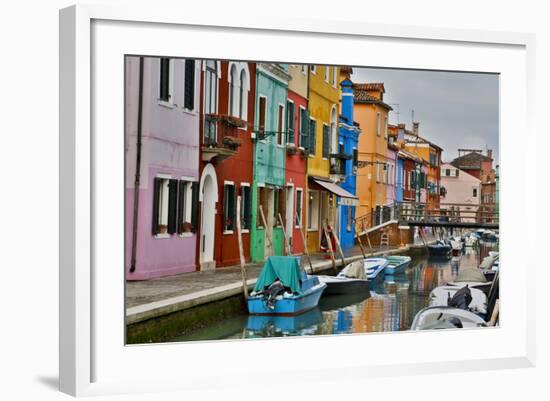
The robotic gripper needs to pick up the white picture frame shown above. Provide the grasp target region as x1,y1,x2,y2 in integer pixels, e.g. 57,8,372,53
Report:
59,4,536,397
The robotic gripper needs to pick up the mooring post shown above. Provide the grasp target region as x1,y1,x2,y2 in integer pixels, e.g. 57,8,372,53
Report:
236,196,248,300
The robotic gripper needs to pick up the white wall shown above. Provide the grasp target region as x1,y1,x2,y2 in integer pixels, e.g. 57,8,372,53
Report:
0,1,548,400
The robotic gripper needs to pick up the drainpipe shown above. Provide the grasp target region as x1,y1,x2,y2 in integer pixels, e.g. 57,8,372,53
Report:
130,57,144,273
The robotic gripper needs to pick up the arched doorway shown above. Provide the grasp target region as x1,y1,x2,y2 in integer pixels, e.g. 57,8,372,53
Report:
199,164,218,270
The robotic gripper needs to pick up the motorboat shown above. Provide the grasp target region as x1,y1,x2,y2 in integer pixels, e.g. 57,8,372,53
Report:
428,284,488,316
338,257,389,281
317,261,369,295
447,268,492,295
427,240,452,257
411,306,487,330
248,256,326,315
449,238,463,255
383,255,412,275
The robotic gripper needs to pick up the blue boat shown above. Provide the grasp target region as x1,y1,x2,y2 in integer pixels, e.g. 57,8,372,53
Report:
247,256,327,316
384,255,412,275
338,257,389,281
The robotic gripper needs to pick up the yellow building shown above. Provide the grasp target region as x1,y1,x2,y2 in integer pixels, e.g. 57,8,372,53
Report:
353,83,393,220
305,65,340,252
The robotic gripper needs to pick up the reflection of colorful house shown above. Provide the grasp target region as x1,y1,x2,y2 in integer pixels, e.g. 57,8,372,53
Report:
250,64,291,262
125,56,201,280
196,61,256,269
285,65,309,254
337,76,361,248
353,82,393,220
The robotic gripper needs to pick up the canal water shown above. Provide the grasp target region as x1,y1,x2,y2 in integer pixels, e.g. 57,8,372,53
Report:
168,242,498,342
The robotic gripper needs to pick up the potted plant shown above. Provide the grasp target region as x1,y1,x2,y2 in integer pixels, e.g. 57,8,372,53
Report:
158,224,168,234
181,222,193,233
286,143,298,155
223,135,243,150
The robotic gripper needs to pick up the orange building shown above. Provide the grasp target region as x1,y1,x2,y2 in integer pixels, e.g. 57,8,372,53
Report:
352,83,393,219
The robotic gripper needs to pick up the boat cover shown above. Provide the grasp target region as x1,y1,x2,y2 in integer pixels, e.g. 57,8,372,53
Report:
254,256,303,294
455,268,487,283
343,261,366,279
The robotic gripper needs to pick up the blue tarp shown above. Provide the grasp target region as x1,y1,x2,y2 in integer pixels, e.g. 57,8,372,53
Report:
253,256,302,294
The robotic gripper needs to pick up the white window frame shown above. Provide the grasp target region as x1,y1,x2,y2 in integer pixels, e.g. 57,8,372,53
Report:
311,65,316,74
182,59,197,113
158,58,175,108
240,182,251,233
178,177,194,238
228,64,239,118
276,102,285,146
154,174,172,239
384,116,388,139
257,94,268,142
298,105,307,149
307,190,320,231
223,180,236,235
324,65,329,82
332,66,337,87
285,98,295,145
295,188,304,229
377,112,381,136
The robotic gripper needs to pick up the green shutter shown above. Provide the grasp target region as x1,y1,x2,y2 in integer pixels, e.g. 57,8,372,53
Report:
309,119,316,155
322,125,330,158
167,179,178,234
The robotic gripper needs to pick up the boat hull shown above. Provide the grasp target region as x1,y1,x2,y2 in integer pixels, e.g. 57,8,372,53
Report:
384,256,412,275
247,282,327,315
321,278,370,295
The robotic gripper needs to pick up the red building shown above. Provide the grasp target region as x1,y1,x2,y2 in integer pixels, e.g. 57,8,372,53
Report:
285,74,308,254
196,61,256,270
450,149,493,180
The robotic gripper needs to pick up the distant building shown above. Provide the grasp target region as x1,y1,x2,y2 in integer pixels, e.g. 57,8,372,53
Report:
440,163,481,223
450,149,493,180
480,168,497,223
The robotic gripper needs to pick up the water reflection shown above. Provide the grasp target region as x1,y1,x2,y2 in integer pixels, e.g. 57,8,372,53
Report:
170,242,498,342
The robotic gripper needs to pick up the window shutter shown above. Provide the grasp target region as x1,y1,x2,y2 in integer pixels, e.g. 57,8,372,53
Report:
167,179,178,234
309,119,316,155
242,186,251,230
300,109,309,149
322,125,330,158
152,178,161,235
159,58,170,101
287,101,295,144
184,60,195,110
177,181,186,233
191,181,199,233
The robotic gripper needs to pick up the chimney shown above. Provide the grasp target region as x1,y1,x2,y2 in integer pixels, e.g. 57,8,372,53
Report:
412,122,420,136
487,149,493,160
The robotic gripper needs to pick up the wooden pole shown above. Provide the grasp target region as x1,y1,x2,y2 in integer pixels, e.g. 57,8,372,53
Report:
365,231,373,251
235,196,248,299
323,221,337,274
278,213,292,255
356,233,367,258
258,205,273,256
488,299,500,327
296,211,314,274
331,224,346,267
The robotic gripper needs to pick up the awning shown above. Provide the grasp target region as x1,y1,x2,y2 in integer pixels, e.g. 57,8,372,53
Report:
312,179,358,206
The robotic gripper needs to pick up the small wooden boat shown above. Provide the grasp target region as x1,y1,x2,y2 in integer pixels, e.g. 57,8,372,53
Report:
411,306,487,330
339,257,389,281
427,240,451,257
248,256,326,315
317,258,369,295
383,255,412,275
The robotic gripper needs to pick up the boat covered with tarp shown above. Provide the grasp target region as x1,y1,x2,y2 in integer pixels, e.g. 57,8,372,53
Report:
383,255,412,275
411,306,487,330
447,268,492,294
317,261,369,295
429,284,488,317
248,256,326,315
427,240,452,257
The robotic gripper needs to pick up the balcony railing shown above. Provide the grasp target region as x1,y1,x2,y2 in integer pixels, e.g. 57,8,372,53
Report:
203,113,245,150
329,152,352,177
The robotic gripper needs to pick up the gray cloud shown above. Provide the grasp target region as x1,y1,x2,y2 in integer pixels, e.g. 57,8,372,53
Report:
350,68,499,164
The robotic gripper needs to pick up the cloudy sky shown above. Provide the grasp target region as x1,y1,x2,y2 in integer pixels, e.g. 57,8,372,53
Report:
350,68,499,164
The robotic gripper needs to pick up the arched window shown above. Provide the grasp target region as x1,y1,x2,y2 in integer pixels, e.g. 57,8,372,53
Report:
229,65,238,117
204,60,218,144
330,106,338,155
239,69,246,120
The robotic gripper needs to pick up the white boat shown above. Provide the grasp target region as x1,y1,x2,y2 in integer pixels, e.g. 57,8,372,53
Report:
317,262,369,295
464,233,478,247
449,238,463,255
447,268,492,294
411,306,487,330
428,285,488,316
339,257,389,281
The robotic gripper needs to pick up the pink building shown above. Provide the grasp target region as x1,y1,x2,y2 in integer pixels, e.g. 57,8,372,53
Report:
440,163,481,222
125,56,201,280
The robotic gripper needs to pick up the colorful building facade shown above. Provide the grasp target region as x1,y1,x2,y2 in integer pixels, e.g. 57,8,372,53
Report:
440,163,481,222
125,56,201,280
196,61,256,269
250,63,291,262
353,82,393,221
337,77,361,248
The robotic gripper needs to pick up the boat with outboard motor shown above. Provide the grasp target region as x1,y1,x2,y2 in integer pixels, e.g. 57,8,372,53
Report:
248,256,326,315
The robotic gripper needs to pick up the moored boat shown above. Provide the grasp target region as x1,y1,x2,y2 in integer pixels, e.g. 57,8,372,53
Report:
248,256,327,315
339,257,389,281
427,240,452,257
317,261,369,295
383,255,412,275
428,284,488,317
411,306,487,330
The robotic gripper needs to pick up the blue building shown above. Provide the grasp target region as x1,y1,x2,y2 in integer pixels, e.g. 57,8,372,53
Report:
337,78,361,248
396,155,404,203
